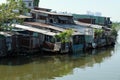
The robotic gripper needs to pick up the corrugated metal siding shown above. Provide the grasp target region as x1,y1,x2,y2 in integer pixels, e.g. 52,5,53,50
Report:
19,36,31,49
0,36,7,56
11,35,19,52
85,35,93,43
95,17,105,25
6,37,12,51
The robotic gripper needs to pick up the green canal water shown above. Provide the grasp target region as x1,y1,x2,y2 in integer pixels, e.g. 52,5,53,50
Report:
0,31,120,80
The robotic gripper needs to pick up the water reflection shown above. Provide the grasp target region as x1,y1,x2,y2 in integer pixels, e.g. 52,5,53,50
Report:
0,46,114,80
117,30,120,44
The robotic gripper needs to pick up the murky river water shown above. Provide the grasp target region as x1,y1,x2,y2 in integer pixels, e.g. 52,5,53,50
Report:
0,31,120,80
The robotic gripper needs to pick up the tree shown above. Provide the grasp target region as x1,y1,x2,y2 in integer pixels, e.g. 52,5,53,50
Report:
17,0,29,14
111,23,119,37
0,0,28,31
34,0,40,7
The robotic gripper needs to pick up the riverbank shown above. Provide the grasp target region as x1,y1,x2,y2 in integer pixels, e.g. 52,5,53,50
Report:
0,29,117,57
0,1,118,56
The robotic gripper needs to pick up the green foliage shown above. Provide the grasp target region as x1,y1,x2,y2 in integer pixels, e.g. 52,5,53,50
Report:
55,29,73,43
112,23,120,31
94,29,103,37
34,0,40,7
0,0,28,31
17,0,29,14
111,28,118,37
110,22,120,37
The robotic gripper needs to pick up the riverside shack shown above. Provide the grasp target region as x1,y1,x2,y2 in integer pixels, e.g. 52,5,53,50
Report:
30,9,92,52
0,32,19,56
30,9,74,24
23,22,89,53
30,9,87,52
73,14,112,27
12,22,89,53
12,24,69,53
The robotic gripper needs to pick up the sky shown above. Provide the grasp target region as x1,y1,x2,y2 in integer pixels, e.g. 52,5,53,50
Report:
0,0,120,22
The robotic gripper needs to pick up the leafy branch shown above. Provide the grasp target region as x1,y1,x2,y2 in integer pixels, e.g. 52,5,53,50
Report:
55,29,73,43
0,0,28,31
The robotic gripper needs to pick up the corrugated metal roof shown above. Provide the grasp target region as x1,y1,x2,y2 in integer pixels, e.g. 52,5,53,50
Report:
72,32,84,35
51,23,94,36
34,7,52,11
12,24,57,36
75,21,102,29
17,15,32,19
90,25,102,29
31,9,73,17
24,22,65,32
51,24,87,34
75,21,91,27
0,32,14,37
